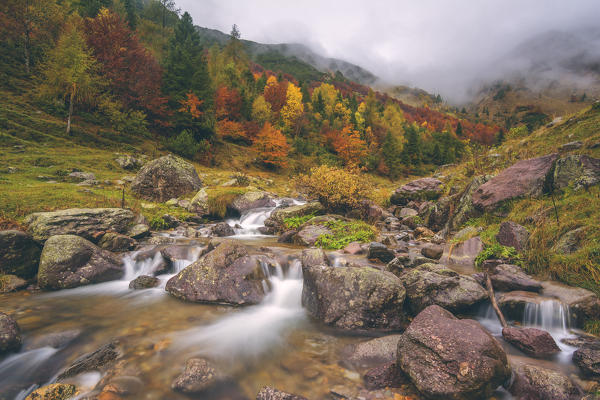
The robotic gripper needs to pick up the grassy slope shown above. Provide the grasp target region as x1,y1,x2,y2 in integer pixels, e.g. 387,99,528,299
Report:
445,104,600,295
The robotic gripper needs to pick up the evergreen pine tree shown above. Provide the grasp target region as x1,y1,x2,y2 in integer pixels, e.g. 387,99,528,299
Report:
432,143,442,164
456,122,463,136
382,131,403,179
124,0,137,29
403,125,422,166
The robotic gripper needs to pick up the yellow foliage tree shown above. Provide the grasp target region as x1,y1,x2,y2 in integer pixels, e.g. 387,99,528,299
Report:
251,95,272,126
311,83,338,117
280,82,304,132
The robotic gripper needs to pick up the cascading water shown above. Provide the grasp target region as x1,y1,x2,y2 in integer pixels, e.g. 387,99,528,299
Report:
227,199,305,237
171,258,305,361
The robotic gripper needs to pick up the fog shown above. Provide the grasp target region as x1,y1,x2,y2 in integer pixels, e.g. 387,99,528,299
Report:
177,0,600,103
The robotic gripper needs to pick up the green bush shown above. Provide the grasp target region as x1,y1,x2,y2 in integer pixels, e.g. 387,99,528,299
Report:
475,243,521,268
283,214,315,229
315,219,376,250
166,130,205,159
149,216,168,230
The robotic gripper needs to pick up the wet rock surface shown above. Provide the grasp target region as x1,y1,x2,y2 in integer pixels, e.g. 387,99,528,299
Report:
363,362,407,390
166,240,266,305
38,235,124,290
24,383,76,400
171,358,220,394
0,274,28,293
0,230,41,279
0,312,22,355
340,335,401,369
501,327,560,357
367,242,396,263
509,364,582,400
129,275,159,289
256,386,308,400
573,342,600,377
488,263,542,292
397,305,511,400
58,341,120,379
302,264,407,331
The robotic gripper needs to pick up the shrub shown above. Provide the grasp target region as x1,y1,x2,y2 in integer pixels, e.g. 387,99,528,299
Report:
166,130,205,159
283,214,315,229
149,216,168,230
475,243,521,268
295,165,371,213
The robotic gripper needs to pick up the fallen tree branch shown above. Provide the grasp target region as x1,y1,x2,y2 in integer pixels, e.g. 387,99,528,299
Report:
486,273,507,329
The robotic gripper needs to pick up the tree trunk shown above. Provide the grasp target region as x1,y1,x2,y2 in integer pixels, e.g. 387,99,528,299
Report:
66,86,75,136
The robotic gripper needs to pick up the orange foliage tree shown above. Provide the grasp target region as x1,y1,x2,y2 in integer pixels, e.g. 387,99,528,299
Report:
178,92,204,118
331,125,368,167
217,119,248,143
253,122,290,169
215,85,242,121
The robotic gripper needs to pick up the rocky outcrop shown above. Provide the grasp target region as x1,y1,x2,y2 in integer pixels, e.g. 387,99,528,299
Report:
501,327,560,357
542,281,600,327
397,305,511,400
171,358,220,394
0,230,41,279
58,341,120,379
230,191,275,215
400,263,488,315
131,154,202,202
24,208,135,242
256,386,308,400
441,237,483,269
302,264,407,332
129,275,159,289
573,343,600,377
472,153,558,210
496,221,529,252
0,312,21,355
446,175,489,231
25,383,76,400
264,202,325,232
211,222,235,237
188,188,209,215
128,224,150,239
391,177,443,205
38,235,124,290
166,240,266,305
553,154,600,190
509,364,582,400
488,263,542,292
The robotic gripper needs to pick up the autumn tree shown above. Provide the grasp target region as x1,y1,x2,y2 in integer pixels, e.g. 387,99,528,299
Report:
39,19,101,135
215,86,242,121
263,76,288,114
381,131,403,179
311,83,338,118
178,92,203,118
280,82,304,133
332,125,368,167
84,9,166,118
253,122,290,169
251,95,272,126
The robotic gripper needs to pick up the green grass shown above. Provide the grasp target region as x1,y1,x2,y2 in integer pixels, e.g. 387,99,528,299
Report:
205,186,249,218
314,219,376,250
283,214,315,229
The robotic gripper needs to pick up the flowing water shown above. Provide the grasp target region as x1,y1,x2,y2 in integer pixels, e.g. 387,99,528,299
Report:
0,203,588,399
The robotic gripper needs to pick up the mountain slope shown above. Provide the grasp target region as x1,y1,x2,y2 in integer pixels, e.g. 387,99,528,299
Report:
197,26,377,84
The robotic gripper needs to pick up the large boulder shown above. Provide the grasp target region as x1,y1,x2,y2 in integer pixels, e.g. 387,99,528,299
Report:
542,281,600,327
495,221,529,252
0,312,21,355
171,358,220,394
509,364,582,400
573,343,600,377
165,240,266,305
397,305,511,400
400,263,488,315
488,263,542,292
38,235,124,290
188,188,209,215
131,154,202,202
264,202,325,232
472,153,558,210
446,175,490,232
24,208,135,242
0,230,41,279
302,264,408,332
421,243,444,260
553,154,600,190
391,177,443,205
501,327,560,357
230,191,275,215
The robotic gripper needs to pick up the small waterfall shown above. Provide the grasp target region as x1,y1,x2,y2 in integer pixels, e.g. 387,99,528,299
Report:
171,258,305,360
227,199,305,237
523,300,571,333
122,251,166,281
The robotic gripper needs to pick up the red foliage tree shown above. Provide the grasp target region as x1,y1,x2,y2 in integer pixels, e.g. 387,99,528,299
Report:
215,86,242,121
84,9,167,118
263,78,288,113
217,119,248,143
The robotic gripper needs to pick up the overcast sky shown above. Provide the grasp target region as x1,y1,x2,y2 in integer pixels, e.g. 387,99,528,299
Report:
177,0,600,102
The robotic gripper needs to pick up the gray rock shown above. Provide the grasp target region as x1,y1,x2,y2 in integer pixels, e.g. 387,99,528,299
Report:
391,178,443,205
294,224,332,247
38,235,124,290
98,232,136,252
115,154,141,170
24,208,135,242
420,243,444,260
553,227,586,255
128,224,150,239
166,240,266,305
509,364,582,400
367,242,396,263
171,358,220,394
400,263,488,315
256,386,307,400
129,275,159,289
57,341,120,379
472,154,558,210
0,312,21,355
553,155,600,190
131,154,202,202
496,221,529,252
68,171,96,182
489,263,542,292
397,305,511,400
211,222,235,237
398,208,418,218
230,191,275,215
301,248,329,268
0,230,41,279
188,188,209,215
0,274,28,293
302,264,407,332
